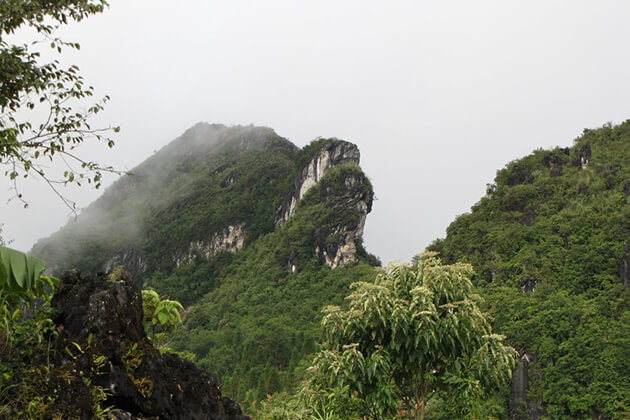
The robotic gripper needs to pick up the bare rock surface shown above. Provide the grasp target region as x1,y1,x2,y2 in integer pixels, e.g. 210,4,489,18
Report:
275,140,361,225
49,269,248,420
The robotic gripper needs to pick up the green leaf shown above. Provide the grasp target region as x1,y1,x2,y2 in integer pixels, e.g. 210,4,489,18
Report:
0,245,47,294
156,310,169,325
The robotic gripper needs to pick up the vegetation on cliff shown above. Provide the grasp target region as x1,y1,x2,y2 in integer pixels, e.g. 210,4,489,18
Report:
166,156,378,403
429,121,630,419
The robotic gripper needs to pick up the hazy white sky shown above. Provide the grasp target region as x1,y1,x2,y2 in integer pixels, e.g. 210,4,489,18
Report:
2,0,630,264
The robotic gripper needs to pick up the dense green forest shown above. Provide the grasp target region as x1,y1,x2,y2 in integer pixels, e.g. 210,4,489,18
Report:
168,175,378,402
18,120,630,419
429,121,630,419
3,1,630,418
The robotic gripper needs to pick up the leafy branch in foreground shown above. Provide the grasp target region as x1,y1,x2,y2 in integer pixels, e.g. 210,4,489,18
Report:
0,0,122,210
0,244,58,304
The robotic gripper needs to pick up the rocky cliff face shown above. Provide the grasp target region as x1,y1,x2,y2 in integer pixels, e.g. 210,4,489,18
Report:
275,140,361,225
103,247,147,276
277,140,370,269
172,224,246,268
48,269,248,420
102,224,247,275
310,167,372,269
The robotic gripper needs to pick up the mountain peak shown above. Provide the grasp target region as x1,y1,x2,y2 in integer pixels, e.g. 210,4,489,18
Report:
32,124,374,278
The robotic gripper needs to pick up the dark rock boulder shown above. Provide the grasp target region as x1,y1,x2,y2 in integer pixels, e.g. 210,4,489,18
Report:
542,149,568,177
579,141,592,169
48,269,248,420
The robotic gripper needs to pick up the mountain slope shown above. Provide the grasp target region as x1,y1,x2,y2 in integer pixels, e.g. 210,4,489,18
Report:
429,121,630,419
169,160,378,401
32,123,299,277
32,123,380,403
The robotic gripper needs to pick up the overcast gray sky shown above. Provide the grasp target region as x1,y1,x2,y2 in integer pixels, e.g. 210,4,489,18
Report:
2,0,630,264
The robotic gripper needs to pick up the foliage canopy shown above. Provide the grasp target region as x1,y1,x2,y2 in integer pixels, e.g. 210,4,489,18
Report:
430,121,630,419
309,254,516,419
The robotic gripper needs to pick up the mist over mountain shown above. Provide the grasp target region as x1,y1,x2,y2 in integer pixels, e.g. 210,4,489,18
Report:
32,124,299,276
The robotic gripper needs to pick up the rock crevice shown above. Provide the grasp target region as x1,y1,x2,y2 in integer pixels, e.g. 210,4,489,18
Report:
620,241,630,288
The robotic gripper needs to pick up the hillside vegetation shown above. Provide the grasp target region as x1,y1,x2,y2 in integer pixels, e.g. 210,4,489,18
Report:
429,121,630,419
31,124,381,405
28,121,630,418
161,156,379,403
32,124,299,277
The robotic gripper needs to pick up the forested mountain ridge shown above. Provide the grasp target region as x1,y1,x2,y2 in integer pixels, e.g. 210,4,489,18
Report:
32,123,373,280
32,123,297,276
429,121,630,419
30,123,380,403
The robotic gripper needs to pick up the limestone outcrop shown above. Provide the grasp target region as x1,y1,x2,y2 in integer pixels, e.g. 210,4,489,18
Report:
103,248,147,276
312,170,372,269
275,140,361,225
276,140,371,269
173,224,246,268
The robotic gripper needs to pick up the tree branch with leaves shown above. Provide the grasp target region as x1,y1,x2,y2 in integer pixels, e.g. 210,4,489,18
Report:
0,0,122,211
